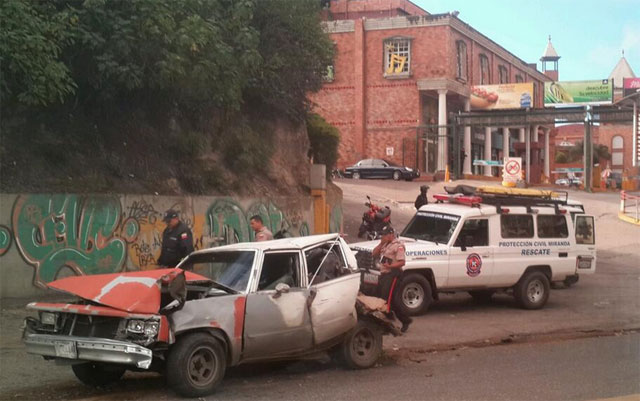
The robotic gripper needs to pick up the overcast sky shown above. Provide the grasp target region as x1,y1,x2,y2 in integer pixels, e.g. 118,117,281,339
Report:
417,0,640,82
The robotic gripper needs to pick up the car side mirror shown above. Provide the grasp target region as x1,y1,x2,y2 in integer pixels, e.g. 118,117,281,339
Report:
272,283,290,299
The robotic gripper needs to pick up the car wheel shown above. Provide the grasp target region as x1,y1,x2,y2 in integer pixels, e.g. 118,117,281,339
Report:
341,320,382,369
392,171,401,181
71,362,126,387
468,290,495,303
353,172,361,180
167,333,226,397
398,274,432,316
514,271,550,310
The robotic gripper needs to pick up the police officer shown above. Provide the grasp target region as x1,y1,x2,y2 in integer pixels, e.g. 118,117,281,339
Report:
414,185,429,210
250,215,273,242
372,225,412,332
157,209,194,267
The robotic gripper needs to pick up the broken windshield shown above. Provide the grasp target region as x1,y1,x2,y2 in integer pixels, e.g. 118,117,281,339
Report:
401,211,461,244
180,251,255,293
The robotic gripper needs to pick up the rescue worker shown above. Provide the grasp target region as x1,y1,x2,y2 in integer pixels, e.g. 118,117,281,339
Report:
250,215,273,242
414,185,429,210
372,225,412,332
157,209,194,267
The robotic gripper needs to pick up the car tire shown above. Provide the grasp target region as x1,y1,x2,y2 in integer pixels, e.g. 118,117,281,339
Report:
341,320,382,369
353,172,361,180
514,271,550,310
71,362,126,387
392,171,401,181
166,333,226,398
468,290,495,303
397,274,432,316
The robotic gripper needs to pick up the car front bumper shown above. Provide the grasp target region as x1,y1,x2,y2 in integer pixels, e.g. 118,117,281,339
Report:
23,332,153,369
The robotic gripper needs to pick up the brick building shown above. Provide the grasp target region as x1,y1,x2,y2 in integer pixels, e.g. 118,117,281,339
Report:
553,54,638,174
310,0,553,181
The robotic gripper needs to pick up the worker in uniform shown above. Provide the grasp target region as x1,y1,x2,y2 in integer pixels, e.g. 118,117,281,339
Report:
157,209,194,267
250,215,273,242
414,185,429,210
372,225,412,332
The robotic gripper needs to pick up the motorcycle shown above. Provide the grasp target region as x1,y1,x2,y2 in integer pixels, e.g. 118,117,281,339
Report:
358,195,391,240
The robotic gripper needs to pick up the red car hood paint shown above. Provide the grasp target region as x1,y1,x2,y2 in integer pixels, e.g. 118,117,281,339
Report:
47,269,210,314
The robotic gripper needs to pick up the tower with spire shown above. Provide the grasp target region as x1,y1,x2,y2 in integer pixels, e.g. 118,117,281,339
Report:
609,50,636,100
540,35,560,81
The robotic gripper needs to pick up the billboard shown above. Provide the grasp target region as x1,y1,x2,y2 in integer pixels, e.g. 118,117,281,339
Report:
623,77,640,97
470,83,534,110
544,79,613,106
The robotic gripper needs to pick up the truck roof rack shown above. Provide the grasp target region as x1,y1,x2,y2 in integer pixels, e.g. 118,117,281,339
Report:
438,185,569,214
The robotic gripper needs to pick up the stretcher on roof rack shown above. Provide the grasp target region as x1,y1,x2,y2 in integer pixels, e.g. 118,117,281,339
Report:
438,185,569,214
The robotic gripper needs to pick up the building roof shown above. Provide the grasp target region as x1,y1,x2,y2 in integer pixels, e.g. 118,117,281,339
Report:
609,55,636,88
541,36,560,60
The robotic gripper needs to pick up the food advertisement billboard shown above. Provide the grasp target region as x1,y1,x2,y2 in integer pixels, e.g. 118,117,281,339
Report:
470,83,534,110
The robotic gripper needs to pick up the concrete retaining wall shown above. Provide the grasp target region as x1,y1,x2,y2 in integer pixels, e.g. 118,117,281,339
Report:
0,192,342,298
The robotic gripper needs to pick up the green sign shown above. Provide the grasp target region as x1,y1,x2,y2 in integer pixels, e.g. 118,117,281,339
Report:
544,80,613,106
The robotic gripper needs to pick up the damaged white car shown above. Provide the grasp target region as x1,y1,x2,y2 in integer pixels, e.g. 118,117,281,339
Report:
23,234,395,397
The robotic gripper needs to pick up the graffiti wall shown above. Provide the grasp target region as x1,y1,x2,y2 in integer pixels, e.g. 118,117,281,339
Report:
0,193,342,298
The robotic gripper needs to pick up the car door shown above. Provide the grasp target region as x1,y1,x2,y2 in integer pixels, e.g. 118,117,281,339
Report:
372,159,389,178
243,250,313,360
305,240,359,345
574,215,596,274
360,159,374,178
447,218,494,288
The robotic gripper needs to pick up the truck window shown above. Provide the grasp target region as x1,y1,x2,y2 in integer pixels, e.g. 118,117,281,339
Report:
402,212,460,244
186,251,255,292
575,215,595,245
500,215,533,238
537,215,568,238
454,219,489,247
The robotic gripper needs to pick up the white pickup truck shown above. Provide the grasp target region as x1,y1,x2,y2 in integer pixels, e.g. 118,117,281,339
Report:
351,187,596,315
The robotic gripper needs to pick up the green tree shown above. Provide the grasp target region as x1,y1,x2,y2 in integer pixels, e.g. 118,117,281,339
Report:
307,113,340,175
0,1,76,106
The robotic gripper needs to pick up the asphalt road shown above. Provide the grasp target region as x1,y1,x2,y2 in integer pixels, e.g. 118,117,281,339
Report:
1,332,638,400
1,178,638,400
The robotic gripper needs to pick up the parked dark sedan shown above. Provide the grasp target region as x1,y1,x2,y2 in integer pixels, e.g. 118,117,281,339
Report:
343,159,420,181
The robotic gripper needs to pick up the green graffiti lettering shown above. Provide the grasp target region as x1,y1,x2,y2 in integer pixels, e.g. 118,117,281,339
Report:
13,195,127,286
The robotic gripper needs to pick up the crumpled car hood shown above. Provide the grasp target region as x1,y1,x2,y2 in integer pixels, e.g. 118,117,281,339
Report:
47,268,210,314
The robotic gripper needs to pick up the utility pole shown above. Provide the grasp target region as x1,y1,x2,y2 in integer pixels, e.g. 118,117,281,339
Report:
584,105,593,192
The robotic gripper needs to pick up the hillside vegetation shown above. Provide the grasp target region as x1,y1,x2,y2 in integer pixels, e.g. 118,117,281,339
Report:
0,0,335,196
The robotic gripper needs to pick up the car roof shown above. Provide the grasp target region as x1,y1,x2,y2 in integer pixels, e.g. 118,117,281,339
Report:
190,233,342,254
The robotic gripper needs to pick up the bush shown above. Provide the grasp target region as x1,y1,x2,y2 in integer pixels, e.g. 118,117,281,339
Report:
555,152,568,164
306,113,340,175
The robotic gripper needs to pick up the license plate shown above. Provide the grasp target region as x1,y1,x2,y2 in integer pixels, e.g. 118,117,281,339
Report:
54,340,77,359
363,273,378,285
578,259,592,269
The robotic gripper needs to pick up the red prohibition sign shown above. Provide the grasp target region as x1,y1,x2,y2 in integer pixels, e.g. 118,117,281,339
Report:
506,160,520,175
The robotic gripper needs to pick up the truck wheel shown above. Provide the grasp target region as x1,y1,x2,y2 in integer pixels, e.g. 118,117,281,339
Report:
514,271,550,310
71,362,126,387
468,290,495,303
342,320,382,369
166,333,226,397
398,274,433,316
393,171,401,180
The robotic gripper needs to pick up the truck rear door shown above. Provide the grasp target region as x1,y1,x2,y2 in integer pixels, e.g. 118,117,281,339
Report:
574,215,596,274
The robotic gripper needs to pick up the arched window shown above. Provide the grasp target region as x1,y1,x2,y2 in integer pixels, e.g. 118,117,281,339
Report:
456,40,468,80
479,54,490,84
612,136,623,149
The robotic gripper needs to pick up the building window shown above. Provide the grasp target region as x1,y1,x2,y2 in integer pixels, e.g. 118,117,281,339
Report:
384,38,411,77
498,65,509,84
612,135,623,149
323,65,335,82
479,54,490,84
456,40,468,81
515,74,524,83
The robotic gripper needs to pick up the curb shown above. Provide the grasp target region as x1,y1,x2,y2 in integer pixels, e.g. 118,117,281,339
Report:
618,212,640,226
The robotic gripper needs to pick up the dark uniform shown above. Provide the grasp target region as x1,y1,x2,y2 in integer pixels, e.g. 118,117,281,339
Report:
414,185,429,210
375,228,412,332
157,221,194,267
